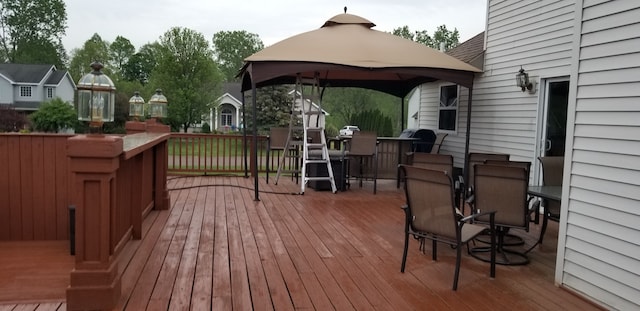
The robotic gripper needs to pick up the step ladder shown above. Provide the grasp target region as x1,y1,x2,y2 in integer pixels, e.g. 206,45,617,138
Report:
274,73,337,194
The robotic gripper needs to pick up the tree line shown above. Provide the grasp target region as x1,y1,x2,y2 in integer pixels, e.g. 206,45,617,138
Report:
0,0,460,135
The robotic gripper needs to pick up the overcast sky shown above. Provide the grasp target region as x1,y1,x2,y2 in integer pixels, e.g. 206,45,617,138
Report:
62,0,487,52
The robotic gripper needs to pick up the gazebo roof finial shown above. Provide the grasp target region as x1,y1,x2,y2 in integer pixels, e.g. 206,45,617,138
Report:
344,6,347,13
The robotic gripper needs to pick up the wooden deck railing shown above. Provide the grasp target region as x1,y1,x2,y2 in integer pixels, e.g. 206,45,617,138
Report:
167,133,413,179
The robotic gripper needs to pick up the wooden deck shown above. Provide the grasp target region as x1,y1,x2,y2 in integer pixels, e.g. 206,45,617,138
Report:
0,176,604,310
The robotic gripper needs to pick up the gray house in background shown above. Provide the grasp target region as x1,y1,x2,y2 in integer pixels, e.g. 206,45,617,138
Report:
0,63,76,111
411,1,640,309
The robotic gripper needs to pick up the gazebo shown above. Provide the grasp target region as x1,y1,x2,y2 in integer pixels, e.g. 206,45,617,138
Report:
239,11,482,200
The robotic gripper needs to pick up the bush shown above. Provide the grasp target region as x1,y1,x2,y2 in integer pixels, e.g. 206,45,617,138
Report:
30,98,77,133
201,122,211,133
0,105,29,132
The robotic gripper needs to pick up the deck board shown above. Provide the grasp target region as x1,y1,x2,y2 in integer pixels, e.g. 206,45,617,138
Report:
0,176,606,310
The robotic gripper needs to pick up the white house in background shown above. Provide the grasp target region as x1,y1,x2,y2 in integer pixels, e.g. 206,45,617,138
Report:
0,63,76,111
209,82,243,132
206,83,329,132
287,89,329,129
412,1,640,309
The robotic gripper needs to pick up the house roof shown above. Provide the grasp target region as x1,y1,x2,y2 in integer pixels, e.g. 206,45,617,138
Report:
0,63,56,84
223,82,242,101
44,70,67,85
445,32,485,65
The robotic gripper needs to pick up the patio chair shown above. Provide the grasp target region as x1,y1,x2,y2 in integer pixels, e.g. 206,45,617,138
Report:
266,127,300,184
430,133,448,154
470,163,531,265
536,156,564,243
344,131,378,194
399,165,496,290
461,153,510,213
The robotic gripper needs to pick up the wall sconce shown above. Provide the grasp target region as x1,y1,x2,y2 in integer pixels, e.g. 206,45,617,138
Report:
129,91,145,120
76,62,116,131
148,88,168,119
515,66,536,94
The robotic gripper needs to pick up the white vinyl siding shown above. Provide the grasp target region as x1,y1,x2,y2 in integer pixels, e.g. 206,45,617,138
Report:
557,1,640,310
468,0,576,163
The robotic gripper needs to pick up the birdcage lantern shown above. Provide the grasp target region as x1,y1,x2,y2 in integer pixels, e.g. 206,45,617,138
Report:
76,62,116,128
148,88,168,118
129,91,145,119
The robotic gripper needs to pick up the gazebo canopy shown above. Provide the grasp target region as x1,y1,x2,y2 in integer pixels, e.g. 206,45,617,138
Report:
239,11,482,200
240,12,481,97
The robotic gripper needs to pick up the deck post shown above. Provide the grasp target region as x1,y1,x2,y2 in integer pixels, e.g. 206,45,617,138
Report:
66,134,123,311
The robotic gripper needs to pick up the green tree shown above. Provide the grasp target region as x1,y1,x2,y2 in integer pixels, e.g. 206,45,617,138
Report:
212,30,264,81
349,109,393,137
151,27,222,132
68,33,111,81
244,85,292,132
0,0,68,64
30,98,77,132
122,42,161,84
392,24,459,50
13,38,67,68
109,35,135,76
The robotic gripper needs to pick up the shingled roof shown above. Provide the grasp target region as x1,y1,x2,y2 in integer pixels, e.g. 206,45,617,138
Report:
0,63,56,84
446,32,485,69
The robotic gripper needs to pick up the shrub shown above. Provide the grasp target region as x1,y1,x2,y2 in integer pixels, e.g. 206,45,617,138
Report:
0,105,29,132
30,98,77,133
201,122,211,133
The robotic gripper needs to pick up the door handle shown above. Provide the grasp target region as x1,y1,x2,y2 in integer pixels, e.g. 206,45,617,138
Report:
545,139,552,151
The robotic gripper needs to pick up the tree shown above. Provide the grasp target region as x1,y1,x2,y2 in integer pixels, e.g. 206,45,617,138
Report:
0,105,28,132
244,85,292,132
392,24,459,50
212,30,264,81
30,98,77,132
151,27,223,132
13,38,67,68
109,36,135,76
122,42,161,84
0,0,67,64
68,33,111,81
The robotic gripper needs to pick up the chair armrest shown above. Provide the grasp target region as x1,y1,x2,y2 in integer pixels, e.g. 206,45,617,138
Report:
460,210,496,223
465,194,475,204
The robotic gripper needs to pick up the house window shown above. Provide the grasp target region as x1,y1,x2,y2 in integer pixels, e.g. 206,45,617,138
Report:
20,86,32,97
438,85,458,132
221,107,233,126
47,87,54,99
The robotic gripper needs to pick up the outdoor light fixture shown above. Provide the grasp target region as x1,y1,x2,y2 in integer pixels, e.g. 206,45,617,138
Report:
129,91,145,120
148,88,168,118
77,62,116,130
516,66,535,93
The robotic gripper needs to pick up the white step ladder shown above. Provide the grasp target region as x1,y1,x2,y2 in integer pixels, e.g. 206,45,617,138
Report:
275,73,337,194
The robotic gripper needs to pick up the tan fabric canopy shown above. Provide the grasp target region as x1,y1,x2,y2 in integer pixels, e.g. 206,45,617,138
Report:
241,13,481,97
240,12,481,200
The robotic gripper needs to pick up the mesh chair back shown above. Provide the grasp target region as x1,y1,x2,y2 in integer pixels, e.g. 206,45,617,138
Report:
269,127,290,150
403,165,458,240
348,131,377,156
412,153,453,175
430,133,448,154
467,153,510,191
474,164,529,228
539,156,564,218
539,156,563,186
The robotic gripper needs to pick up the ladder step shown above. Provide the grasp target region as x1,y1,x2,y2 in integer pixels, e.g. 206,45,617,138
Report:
305,159,328,164
307,143,325,148
306,127,323,131
305,176,334,181
304,110,323,115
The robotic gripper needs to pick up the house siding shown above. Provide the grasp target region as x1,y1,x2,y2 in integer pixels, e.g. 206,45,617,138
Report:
556,1,640,309
474,0,575,161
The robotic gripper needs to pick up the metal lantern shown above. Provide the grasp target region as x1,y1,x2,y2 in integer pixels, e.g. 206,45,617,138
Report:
129,91,145,118
515,67,532,92
77,62,116,126
148,88,168,118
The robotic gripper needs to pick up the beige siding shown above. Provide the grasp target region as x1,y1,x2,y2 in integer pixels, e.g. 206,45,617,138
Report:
558,0,640,309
